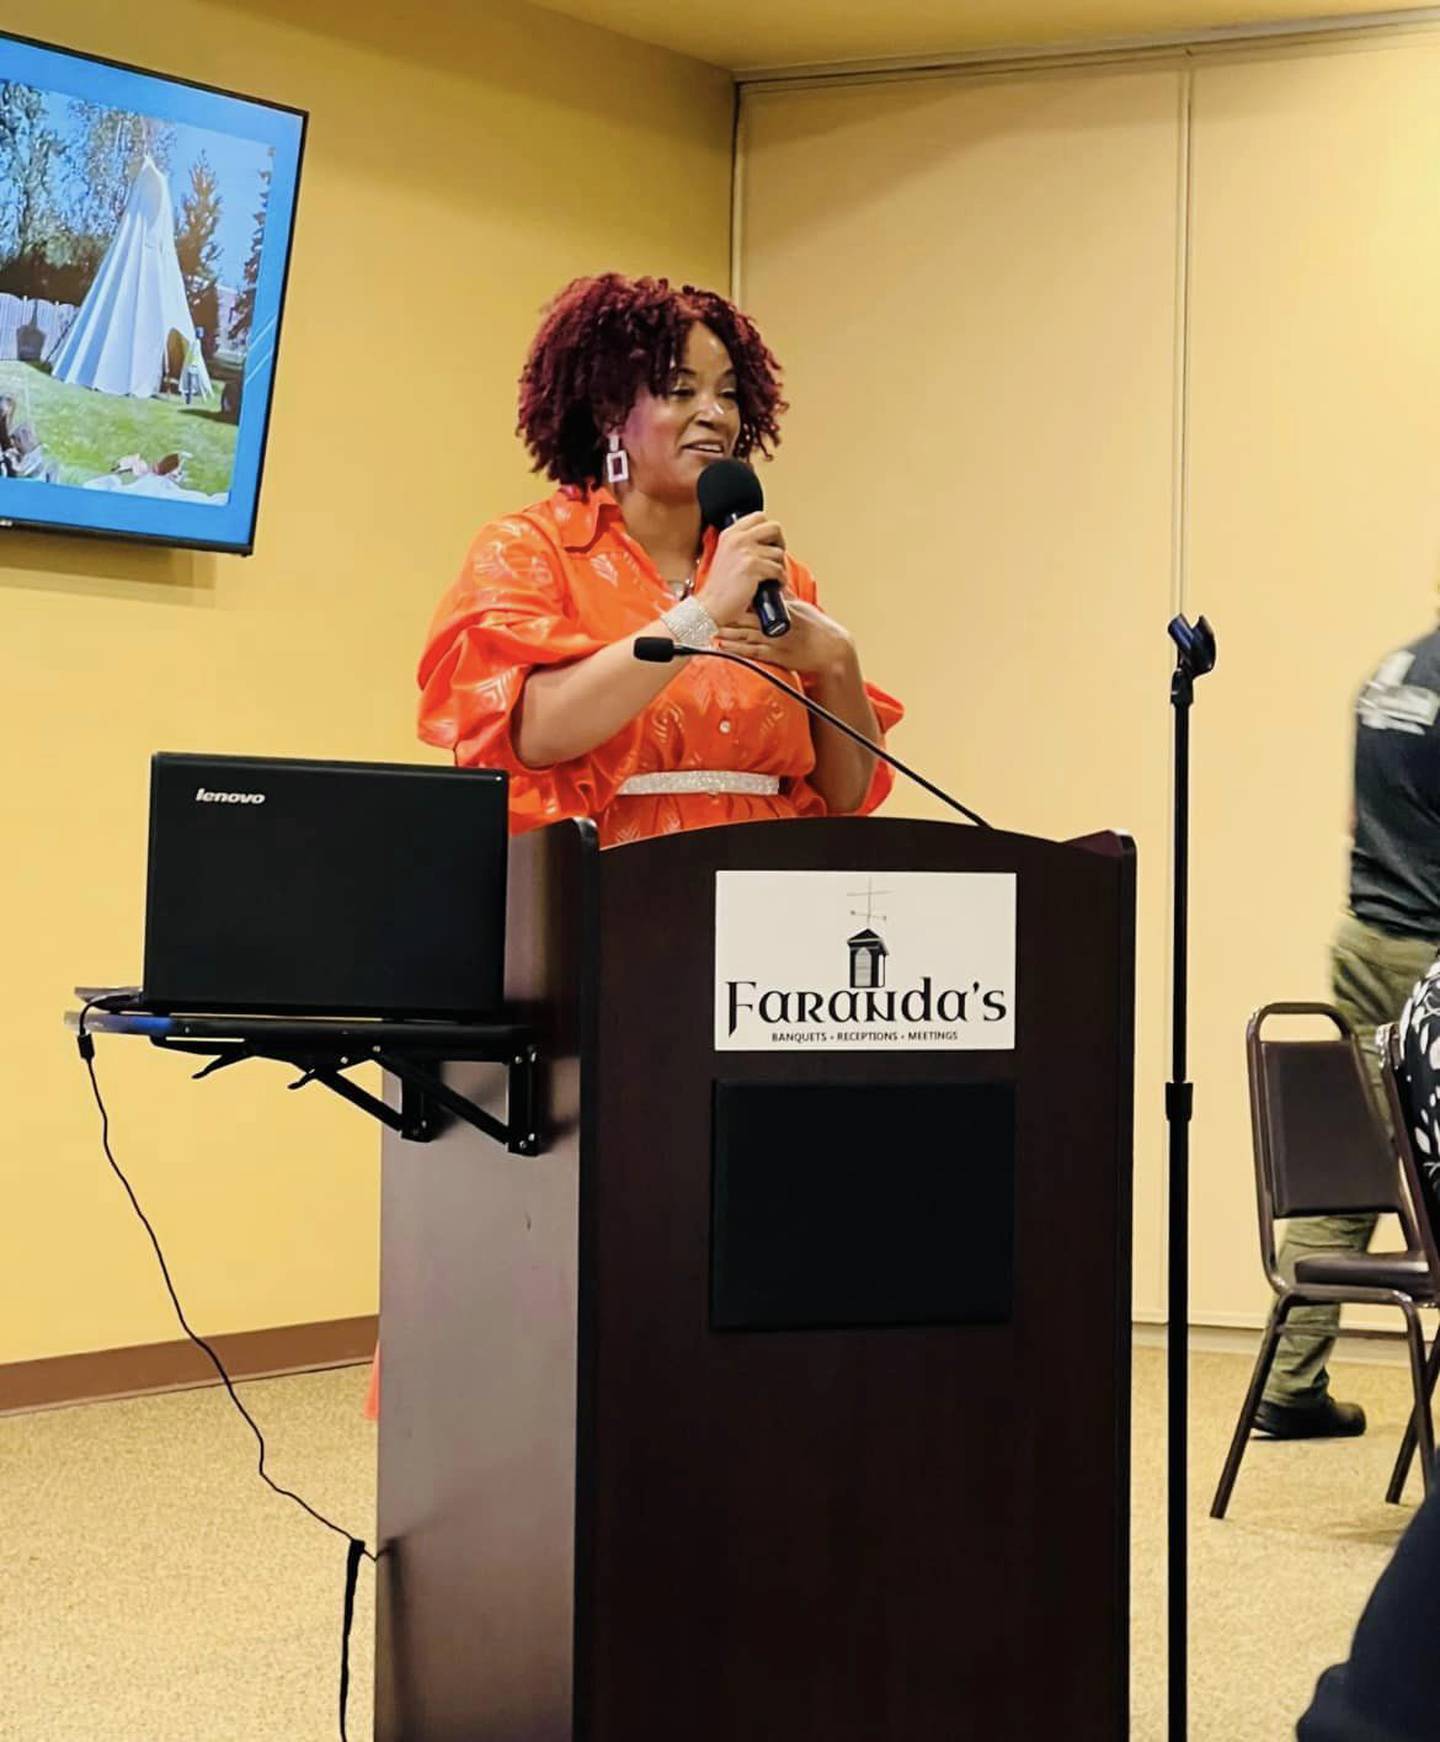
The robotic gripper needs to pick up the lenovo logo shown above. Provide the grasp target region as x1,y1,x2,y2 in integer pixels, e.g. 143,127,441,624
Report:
194,787,266,805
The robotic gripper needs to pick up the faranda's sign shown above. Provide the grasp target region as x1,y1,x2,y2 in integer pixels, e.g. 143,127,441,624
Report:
714,871,1017,1052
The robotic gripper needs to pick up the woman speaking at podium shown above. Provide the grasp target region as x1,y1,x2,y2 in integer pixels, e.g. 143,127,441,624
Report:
415,272,903,844
366,274,903,1418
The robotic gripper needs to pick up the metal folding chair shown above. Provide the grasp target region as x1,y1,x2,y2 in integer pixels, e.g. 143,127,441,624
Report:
1210,1003,1434,1519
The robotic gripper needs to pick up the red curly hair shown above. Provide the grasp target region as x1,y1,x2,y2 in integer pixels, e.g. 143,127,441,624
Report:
517,273,787,487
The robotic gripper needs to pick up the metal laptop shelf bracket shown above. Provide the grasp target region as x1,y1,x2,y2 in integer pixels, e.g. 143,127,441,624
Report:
376,1050,540,1153
147,1032,541,1155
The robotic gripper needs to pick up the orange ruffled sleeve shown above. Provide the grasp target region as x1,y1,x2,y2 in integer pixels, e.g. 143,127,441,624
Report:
784,557,905,819
417,516,649,833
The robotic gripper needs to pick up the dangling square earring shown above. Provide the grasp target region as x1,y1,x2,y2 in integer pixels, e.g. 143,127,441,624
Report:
605,433,630,487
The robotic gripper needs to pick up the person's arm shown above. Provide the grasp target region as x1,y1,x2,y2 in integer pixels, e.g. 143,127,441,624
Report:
514,511,785,769
715,597,880,814
805,638,880,814
513,625,686,768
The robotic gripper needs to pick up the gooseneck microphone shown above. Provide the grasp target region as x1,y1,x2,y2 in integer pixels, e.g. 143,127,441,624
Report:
633,638,990,828
697,458,791,639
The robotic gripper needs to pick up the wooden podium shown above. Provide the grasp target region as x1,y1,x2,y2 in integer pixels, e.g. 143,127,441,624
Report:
375,815,1135,1741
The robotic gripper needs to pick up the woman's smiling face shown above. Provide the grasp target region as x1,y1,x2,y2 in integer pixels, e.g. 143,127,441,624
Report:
616,322,741,503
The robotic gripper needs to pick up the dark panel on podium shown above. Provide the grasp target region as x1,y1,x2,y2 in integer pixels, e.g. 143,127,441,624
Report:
711,1079,1015,1330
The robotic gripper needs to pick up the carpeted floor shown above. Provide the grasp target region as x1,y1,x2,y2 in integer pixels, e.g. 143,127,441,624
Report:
0,1345,1424,1741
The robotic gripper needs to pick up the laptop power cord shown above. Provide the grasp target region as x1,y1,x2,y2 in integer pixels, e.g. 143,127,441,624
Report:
74,997,374,1742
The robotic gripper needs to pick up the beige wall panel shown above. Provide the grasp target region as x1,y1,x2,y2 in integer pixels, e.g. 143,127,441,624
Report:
740,68,1183,1318
1186,35,1440,1327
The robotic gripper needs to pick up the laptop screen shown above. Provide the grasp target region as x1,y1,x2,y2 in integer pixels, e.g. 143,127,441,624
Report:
143,754,508,1018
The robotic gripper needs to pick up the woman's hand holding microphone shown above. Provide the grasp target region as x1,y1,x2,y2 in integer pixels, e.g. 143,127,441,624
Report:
697,512,857,681
696,511,788,628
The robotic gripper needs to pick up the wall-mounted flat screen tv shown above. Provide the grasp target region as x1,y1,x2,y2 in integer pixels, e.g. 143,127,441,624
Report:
0,32,305,554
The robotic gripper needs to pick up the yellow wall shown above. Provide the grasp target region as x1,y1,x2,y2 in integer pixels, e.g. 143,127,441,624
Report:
16,5,1432,1371
1,0,732,1365
739,64,1182,1323
739,28,1440,1328
1184,33,1440,1328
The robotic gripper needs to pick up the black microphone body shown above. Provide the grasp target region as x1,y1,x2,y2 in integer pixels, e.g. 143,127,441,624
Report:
749,580,790,641
697,458,790,639
632,638,989,828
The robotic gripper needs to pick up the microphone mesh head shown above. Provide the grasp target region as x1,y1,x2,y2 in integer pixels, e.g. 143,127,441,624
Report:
633,636,679,663
697,458,764,528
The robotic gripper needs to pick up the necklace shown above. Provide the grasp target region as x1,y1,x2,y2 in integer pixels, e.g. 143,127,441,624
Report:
664,566,697,600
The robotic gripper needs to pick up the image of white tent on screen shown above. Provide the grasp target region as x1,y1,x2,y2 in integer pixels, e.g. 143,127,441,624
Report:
50,157,213,402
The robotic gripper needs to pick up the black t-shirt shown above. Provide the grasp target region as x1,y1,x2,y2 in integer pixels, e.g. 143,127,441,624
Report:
1350,629,1440,939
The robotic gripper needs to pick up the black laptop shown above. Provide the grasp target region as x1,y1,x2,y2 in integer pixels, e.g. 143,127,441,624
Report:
141,754,508,1018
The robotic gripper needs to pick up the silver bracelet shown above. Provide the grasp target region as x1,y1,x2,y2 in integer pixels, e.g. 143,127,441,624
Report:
660,597,719,649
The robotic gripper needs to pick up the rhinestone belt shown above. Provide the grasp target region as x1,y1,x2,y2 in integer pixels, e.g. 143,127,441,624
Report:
617,771,781,798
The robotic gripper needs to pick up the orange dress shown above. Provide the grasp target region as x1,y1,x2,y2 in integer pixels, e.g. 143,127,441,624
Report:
363,487,904,1419
415,484,904,841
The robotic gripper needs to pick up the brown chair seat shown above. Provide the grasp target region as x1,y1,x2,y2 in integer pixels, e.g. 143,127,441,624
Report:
1293,1250,1434,1296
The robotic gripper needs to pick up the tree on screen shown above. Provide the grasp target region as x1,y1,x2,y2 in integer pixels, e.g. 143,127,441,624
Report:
177,153,223,363
230,159,272,351
0,82,63,271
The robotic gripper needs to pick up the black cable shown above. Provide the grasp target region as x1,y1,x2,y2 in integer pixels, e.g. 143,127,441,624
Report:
75,997,375,1741
636,640,992,828
339,1534,366,1737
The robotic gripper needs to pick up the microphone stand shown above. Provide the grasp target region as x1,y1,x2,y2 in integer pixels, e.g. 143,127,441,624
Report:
1165,612,1216,1742
633,638,990,828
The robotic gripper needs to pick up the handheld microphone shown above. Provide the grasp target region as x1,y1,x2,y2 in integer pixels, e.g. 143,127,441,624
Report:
633,638,989,828
697,458,791,639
